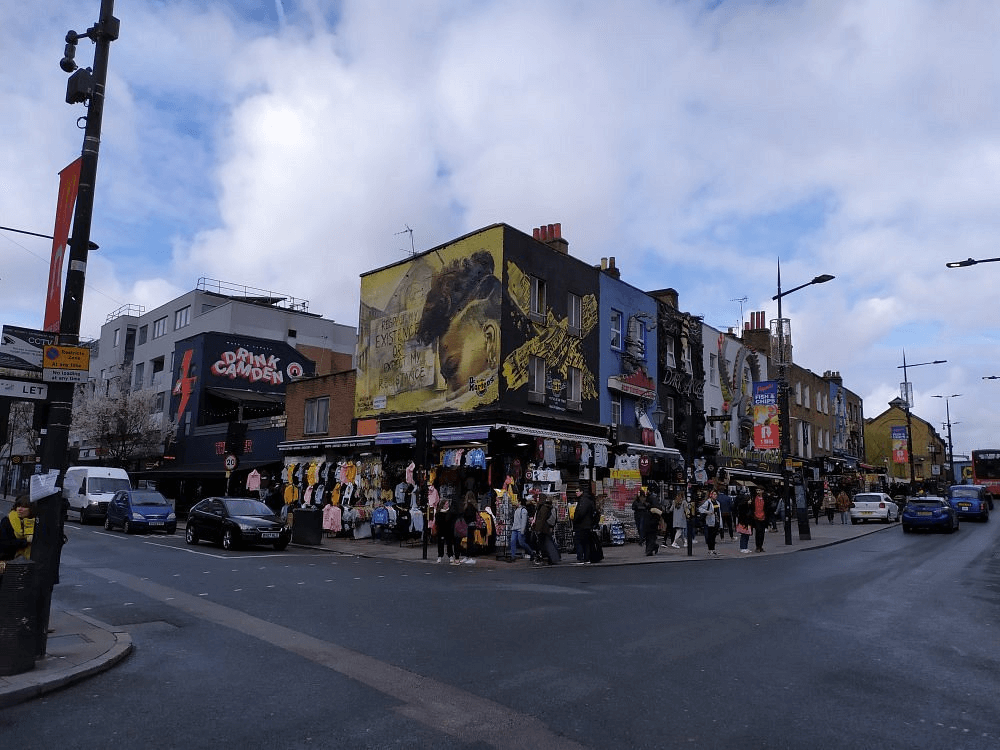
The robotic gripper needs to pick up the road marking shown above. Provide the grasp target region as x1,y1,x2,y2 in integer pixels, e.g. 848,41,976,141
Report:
85,566,581,749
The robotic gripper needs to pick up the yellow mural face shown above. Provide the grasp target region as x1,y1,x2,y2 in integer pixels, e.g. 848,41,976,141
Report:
355,228,503,416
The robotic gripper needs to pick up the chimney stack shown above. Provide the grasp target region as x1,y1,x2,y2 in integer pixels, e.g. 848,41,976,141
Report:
532,221,569,254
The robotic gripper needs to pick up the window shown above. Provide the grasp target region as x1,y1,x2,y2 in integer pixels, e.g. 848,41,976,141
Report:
152,317,168,338
708,407,719,444
626,315,646,359
709,354,718,385
804,386,811,410
151,357,164,376
304,397,329,435
663,398,675,434
529,276,546,321
663,334,676,368
682,341,692,371
611,394,622,425
133,362,145,389
113,328,121,347
567,293,582,337
174,306,191,330
137,325,148,345
610,309,623,350
567,366,582,410
528,355,545,403
154,392,165,413
795,382,802,405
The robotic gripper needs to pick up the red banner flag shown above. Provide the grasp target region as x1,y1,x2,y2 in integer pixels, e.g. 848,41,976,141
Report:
43,158,82,333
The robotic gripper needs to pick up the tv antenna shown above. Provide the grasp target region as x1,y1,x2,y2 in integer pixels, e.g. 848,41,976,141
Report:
395,225,415,256
730,296,748,329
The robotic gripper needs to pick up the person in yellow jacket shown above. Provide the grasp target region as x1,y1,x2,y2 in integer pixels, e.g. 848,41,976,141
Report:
1,496,35,560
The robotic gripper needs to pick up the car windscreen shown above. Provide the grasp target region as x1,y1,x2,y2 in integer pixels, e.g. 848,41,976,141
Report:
131,492,170,506
223,499,273,517
90,477,132,494
949,488,980,498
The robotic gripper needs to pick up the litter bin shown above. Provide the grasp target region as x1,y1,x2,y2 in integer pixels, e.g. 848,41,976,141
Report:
0,559,37,676
291,507,322,546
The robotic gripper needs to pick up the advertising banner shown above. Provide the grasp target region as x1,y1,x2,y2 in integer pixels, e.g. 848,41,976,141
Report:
44,157,83,333
752,380,780,450
891,425,909,464
0,325,56,379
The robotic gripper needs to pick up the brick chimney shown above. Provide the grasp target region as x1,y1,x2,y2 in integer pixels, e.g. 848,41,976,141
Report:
741,310,771,353
532,222,569,254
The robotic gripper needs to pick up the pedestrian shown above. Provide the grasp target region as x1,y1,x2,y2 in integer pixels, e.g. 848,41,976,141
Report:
670,491,686,548
435,493,457,564
0,495,34,561
532,494,560,565
822,488,837,523
632,490,647,545
683,491,700,548
836,487,852,525
458,491,479,565
717,488,734,542
735,491,753,554
572,483,596,564
699,490,720,557
644,488,662,556
752,487,769,553
509,498,537,562
811,489,822,525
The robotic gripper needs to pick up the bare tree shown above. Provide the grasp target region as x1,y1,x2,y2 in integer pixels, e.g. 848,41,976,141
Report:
72,385,176,470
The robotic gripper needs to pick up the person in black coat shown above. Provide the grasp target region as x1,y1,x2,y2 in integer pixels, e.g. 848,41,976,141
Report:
643,488,662,556
572,484,596,564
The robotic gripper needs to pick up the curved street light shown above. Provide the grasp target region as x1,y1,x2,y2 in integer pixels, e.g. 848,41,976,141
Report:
772,261,835,546
946,256,1000,268
897,352,946,486
931,394,960,484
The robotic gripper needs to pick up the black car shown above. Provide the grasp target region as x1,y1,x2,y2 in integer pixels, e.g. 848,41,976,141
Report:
185,497,291,551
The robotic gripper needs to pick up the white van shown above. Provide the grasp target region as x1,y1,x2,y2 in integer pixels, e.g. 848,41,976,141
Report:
62,466,132,523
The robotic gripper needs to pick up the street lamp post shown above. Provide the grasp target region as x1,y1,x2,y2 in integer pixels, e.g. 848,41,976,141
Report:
896,352,946,487
932,394,960,484
771,261,834,546
945,256,1000,268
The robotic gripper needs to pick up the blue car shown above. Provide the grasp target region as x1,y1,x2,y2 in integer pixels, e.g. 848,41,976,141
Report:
947,485,991,522
105,489,177,534
901,496,958,533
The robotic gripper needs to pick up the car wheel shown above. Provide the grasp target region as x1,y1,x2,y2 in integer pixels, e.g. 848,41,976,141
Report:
273,539,289,551
185,525,199,545
104,516,113,531
123,520,132,534
950,518,959,533
850,518,858,525
902,524,910,533
222,529,237,550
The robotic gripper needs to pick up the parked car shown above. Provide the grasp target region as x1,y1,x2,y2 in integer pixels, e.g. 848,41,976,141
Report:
947,485,991,522
185,496,290,551
849,492,899,524
901,495,959,533
105,489,177,534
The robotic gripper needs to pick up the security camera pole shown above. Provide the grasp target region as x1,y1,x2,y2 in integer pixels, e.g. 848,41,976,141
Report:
34,0,119,658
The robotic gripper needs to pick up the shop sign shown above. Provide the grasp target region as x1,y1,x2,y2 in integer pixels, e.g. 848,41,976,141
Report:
0,377,48,400
608,370,655,400
752,381,779,450
610,468,641,481
546,370,566,411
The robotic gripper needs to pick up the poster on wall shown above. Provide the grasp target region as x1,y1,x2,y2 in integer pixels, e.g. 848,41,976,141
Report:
891,425,909,464
752,380,780,450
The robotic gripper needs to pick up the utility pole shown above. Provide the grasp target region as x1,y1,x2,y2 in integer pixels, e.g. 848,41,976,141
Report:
33,0,119,659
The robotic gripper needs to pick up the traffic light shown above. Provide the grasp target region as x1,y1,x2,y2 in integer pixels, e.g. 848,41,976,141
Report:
225,421,247,456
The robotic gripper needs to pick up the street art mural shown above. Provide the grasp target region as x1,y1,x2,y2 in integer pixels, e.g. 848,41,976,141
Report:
355,227,599,417
830,381,848,454
717,333,779,471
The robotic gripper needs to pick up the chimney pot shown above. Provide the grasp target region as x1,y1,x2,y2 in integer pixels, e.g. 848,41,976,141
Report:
547,224,555,240
533,227,540,240
553,222,561,238
601,257,608,270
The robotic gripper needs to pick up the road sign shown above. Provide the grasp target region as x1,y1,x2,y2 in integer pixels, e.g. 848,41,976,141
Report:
0,378,48,400
42,344,91,383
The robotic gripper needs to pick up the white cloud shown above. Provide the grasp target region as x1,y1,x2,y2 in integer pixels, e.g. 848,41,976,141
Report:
2,0,999,454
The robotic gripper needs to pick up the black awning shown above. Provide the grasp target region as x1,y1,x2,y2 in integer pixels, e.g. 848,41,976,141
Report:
205,387,285,405
134,459,281,478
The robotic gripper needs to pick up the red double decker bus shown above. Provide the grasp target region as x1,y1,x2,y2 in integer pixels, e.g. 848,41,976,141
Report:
970,450,1000,496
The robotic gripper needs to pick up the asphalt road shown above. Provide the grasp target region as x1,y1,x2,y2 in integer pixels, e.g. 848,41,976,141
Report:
1,516,998,749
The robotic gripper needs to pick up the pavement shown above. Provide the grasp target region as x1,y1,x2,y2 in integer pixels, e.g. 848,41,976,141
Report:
0,493,893,708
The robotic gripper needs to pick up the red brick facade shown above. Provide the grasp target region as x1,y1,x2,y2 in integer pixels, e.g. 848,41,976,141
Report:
284,370,357,441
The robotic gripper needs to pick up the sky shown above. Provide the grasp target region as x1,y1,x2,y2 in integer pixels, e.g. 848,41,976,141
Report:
1,0,999,458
